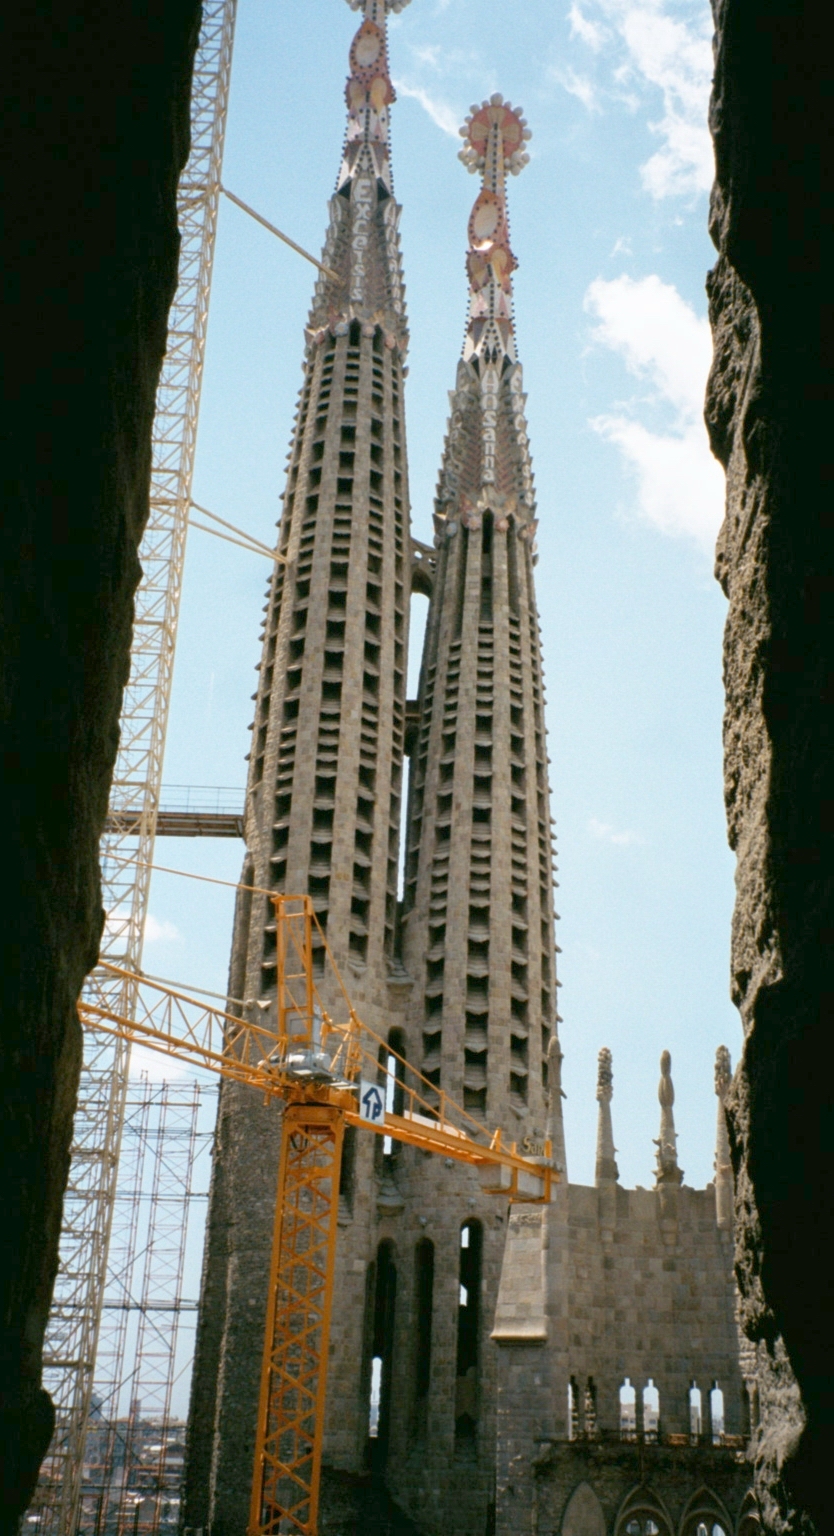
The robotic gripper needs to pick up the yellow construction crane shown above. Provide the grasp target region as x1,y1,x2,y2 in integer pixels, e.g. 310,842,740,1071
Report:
81,894,554,1536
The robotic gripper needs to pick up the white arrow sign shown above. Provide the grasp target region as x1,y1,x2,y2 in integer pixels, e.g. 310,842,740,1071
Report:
359,1080,385,1125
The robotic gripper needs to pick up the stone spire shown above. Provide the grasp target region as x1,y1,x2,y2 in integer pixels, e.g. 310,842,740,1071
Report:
402,96,558,1134
546,1032,567,1179
594,1047,619,1186
654,1049,683,1186
307,0,411,350
184,9,415,1526
714,1044,733,1228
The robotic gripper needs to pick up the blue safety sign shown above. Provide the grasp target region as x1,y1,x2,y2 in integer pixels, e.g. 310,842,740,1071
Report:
359,1080,385,1125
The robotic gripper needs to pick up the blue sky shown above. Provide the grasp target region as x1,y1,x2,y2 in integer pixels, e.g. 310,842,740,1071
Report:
139,0,738,1226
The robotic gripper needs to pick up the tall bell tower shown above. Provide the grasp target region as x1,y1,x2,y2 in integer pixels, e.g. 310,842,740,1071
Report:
372,95,563,1536
183,5,416,1530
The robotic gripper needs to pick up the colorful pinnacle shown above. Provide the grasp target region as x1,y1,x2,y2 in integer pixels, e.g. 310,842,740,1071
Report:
459,96,531,365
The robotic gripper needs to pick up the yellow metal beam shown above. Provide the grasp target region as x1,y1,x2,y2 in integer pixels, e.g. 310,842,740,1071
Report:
249,1104,344,1536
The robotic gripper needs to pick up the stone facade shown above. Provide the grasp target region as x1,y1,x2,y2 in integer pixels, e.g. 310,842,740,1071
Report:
183,10,755,1536
491,1051,756,1536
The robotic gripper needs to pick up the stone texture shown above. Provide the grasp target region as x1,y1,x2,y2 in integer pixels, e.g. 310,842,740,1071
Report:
706,0,833,1527
492,1166,750,1536
0,1,199,1524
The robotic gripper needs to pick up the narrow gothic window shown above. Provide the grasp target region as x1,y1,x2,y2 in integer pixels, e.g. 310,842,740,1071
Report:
709,1381,725,1443
455,1220,482,1445
642,1378,660,1441
619,1377,636,1441
689,1381,702,1441
414,1238,434,1403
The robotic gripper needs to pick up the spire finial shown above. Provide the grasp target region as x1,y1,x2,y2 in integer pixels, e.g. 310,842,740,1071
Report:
310,0,410,348
714,1045,733,1228
339,1,405,196
458,96,531,368
654,1049,683,1186
595,1047,618,1186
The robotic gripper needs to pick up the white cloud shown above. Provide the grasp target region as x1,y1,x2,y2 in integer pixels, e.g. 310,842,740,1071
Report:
589,817,643,846
412,43,442,68
554,66,600,112
585,273,724,546
567,0,714,198
144,914,182,944
393,80,461,138
586,273,710,414
568,1,607,50
620,3,715,196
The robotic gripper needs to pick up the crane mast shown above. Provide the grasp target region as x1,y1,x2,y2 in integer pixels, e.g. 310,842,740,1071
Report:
31,4,237,1530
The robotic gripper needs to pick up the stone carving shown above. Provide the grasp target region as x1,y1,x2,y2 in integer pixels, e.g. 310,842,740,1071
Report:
595,1047,618,1186
654,1049,683,1186
714,1045,733,1229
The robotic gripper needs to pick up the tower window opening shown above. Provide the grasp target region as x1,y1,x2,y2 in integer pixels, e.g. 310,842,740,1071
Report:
455,1220,482,1446
642,1378,660,1442
709,1381,725,1443
619,1377,637,1441
366,1241,396,1466
414,1238,434,1409
584,1377,598,1438
382,1029,405,1155
689,1381,702,1442
567,1377,580,1441
339,1125,356,1215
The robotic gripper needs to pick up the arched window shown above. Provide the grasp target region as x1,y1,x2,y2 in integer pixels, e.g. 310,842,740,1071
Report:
339,1124,356,1213
381,1027,406,1157
367,1240,396,1466
414,1237,434,1403
614,1486,673,1536
561,1482,605,1536
709,1381,724,1444
689,1381,702,1442
456,1220,482,1444
680,1486,734,1536
642,1379,659,1442
619,1378,637,1441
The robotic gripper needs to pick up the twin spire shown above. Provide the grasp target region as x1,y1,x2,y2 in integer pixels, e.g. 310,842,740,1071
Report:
313,6,534,448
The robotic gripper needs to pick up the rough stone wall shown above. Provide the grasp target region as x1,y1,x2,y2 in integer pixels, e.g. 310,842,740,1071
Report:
705,0,832,1528
492,1179,745,1536
0,1,200,1524
527,1441,752,1536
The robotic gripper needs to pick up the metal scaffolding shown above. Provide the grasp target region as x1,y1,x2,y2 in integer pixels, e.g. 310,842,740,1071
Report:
52,1078,206,1536
31,2,237,1528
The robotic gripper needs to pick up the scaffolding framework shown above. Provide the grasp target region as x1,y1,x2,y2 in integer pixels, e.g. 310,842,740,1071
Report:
62,1080,205,1536
32,3,237,1529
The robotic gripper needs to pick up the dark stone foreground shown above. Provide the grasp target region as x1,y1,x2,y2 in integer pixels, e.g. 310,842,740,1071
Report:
706,0,833,1528
0,2,200,1524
